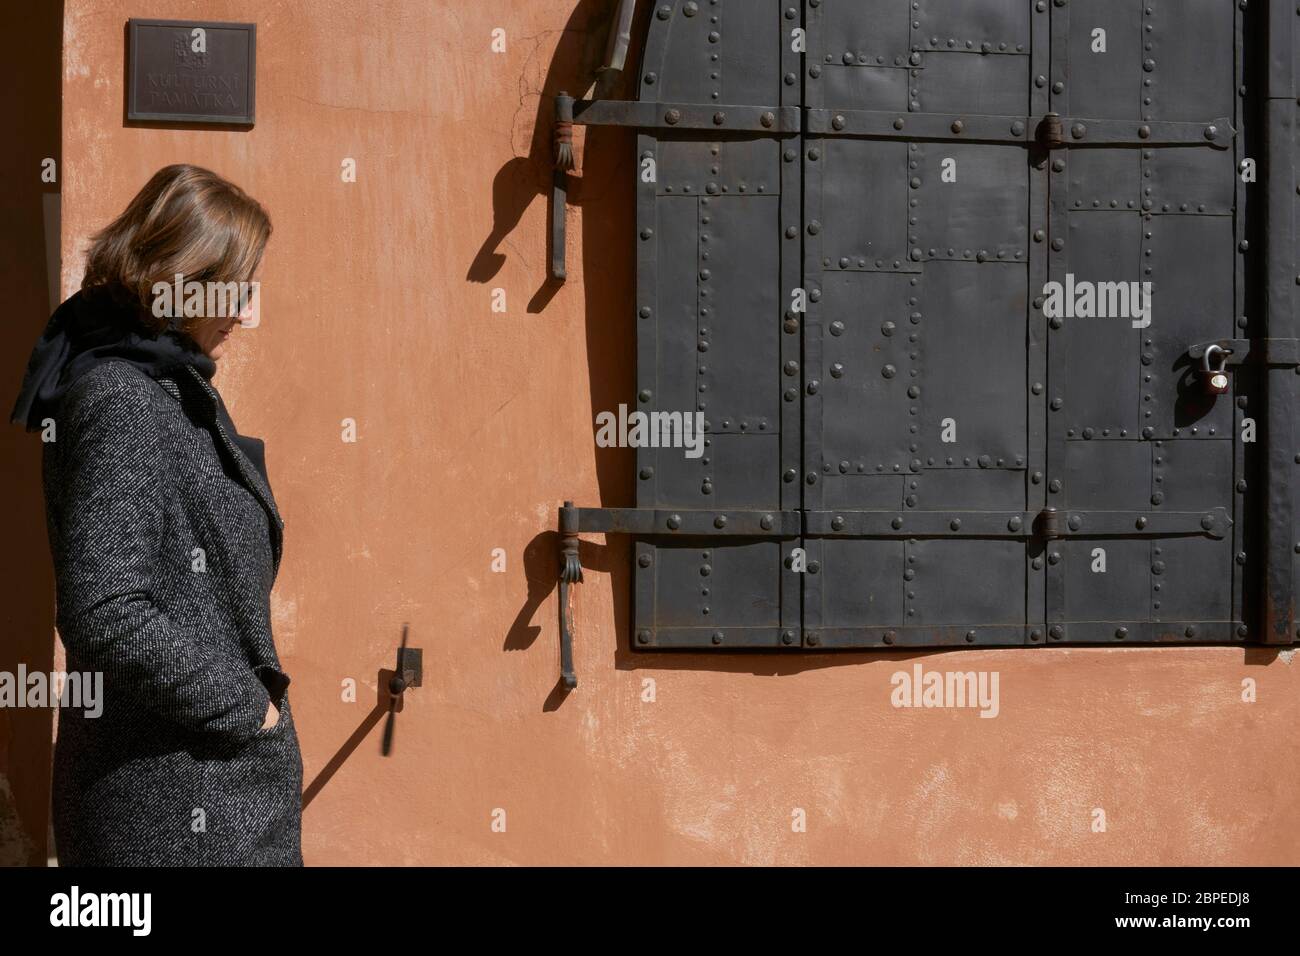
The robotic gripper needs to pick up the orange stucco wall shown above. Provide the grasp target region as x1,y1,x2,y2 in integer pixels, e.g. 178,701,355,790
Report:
8,0,1295,865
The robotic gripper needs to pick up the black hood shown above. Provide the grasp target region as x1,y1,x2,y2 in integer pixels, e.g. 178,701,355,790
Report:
10,287,269,484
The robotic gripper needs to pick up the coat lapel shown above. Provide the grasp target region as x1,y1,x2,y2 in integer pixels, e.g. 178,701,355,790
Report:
172,366,285,573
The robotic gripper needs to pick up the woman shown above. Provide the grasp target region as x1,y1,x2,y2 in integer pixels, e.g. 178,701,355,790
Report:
10,164,302,866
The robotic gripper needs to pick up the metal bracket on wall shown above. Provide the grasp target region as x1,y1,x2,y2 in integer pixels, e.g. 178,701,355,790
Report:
382,624,421,757
548,0,638,282
558,502,582,689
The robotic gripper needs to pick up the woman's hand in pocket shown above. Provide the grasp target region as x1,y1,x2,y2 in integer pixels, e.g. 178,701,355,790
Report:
262,701,280,730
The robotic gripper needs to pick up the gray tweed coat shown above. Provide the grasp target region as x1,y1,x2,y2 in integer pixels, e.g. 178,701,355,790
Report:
44,359,302,866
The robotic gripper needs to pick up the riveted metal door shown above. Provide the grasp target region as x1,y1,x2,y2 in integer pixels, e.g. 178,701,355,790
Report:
628,1,803,649
797,0,1259,648
801,0,1042,647
561,0,1300,659
1043,0,1245,643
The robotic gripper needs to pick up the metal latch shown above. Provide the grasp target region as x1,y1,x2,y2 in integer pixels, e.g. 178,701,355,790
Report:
382,623,422,756
1188,338,1300,368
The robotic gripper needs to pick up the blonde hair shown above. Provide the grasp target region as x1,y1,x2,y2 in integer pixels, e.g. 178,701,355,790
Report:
81,164,270,335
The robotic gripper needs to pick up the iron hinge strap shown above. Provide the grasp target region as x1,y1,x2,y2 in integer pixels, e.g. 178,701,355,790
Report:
560,506,1228,540
571,99,801,132
808,109,1235,150
1188,338,1300,367
806,508,1230,541
569,98,1233,149
565,506,801,536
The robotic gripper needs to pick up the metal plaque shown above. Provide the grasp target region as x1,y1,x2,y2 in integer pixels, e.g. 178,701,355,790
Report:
127,18,256,125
